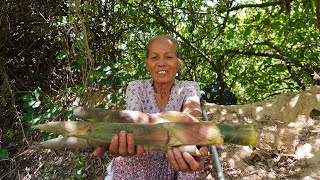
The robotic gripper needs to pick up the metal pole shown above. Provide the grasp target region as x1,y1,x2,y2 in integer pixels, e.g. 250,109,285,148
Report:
200,98,225,180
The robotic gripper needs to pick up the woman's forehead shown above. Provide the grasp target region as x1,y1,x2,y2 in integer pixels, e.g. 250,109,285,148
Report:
149,38,176,52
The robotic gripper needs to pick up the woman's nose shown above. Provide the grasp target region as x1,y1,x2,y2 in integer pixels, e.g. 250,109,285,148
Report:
157,57,166,66
158,63,166,67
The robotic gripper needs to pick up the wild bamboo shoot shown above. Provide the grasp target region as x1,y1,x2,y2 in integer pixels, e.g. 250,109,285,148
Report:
30,108,256,156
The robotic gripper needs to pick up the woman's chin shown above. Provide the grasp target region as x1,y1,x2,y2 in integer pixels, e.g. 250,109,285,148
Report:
153,78,175,84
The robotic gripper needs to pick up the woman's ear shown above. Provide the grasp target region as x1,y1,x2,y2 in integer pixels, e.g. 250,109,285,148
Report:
177,58,182,69
146,59,150,71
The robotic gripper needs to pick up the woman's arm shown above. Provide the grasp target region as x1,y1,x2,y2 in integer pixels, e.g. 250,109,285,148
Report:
181,81,202,117
182,99,202,117
166,99,208,172
166,81,208,172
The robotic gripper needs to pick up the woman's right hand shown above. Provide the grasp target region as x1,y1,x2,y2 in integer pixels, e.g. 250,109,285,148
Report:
93,131,144,157
109,130,145,157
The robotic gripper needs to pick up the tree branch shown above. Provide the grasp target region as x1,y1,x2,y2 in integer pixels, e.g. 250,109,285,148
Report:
317,0,320,30
227,0,283,12
190,0,316,19
179,0,283,14
225,49,285,60
208,0,231,47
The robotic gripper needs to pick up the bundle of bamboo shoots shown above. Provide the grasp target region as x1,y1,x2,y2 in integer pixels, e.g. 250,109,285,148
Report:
30,107,256,156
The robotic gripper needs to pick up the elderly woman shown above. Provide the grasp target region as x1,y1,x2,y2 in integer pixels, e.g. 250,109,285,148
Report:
94,35,208,179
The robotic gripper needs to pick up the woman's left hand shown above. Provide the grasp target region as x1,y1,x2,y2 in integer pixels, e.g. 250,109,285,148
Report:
166,146,208,172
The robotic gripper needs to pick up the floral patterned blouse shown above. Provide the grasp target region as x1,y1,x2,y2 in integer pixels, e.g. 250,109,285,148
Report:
110,79,201,180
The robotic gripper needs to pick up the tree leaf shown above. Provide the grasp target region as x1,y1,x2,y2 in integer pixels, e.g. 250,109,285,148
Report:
56,50,68,60
0,149,9,159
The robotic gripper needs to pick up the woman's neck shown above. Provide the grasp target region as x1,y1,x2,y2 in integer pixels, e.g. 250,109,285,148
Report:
153,81,174,99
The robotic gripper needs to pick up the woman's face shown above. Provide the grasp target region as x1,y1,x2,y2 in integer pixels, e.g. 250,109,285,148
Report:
146,38,180,84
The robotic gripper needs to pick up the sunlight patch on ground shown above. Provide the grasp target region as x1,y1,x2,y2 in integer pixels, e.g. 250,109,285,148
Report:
289,94,300,108
295,143,314,159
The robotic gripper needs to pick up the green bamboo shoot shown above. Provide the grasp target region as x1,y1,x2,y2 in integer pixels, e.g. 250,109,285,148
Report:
30,108,256,156
32,121,256,147
33,121,224,147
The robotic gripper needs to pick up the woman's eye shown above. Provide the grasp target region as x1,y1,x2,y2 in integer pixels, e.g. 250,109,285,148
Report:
166,56,173,59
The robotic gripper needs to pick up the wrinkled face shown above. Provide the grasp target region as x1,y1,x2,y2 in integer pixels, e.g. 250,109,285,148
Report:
146,38,181,84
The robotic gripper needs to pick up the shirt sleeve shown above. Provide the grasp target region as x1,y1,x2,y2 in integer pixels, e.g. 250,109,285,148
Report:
125,81,142,111
184,81,201,103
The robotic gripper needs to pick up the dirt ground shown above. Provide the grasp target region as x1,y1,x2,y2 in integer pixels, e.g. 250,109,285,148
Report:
209,111,320,180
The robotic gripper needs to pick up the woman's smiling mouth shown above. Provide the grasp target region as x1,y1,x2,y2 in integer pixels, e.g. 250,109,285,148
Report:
157,70,168,75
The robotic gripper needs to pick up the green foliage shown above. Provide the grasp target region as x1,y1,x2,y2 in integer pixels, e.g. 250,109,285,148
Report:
21,87,75,129
17,1,319,127
0,149,9,159
106,87,126,109
6,129,14,140
73,154,87,180
118,1,319,101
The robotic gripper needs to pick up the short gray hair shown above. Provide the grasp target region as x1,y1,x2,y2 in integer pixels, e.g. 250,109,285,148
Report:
146,35,182,58
146,35,183,70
